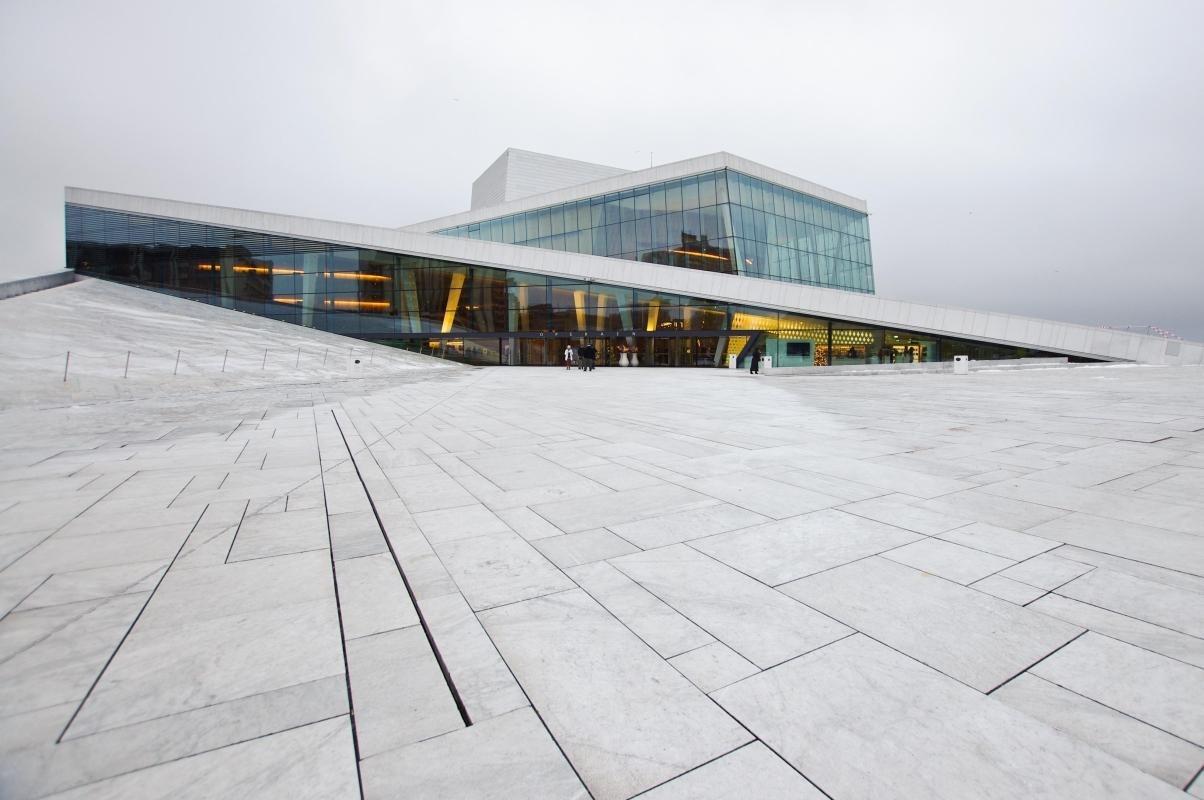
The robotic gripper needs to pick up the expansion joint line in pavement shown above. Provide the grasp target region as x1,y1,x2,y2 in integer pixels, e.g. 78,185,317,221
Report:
313,410,367,800
330,409,473,728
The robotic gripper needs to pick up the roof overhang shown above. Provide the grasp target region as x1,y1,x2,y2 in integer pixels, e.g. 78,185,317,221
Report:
65,187,1202,367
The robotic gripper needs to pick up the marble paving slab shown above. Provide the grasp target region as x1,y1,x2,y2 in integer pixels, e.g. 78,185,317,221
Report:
712,634,1184,799
478,589,751,800
781,556,1082,691
611,545,851,668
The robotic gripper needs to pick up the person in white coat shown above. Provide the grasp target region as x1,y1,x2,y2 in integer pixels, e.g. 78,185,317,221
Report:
564,344,576,370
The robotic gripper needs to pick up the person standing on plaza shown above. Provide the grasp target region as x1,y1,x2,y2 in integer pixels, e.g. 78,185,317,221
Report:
564,343,575,370
750,348,761,374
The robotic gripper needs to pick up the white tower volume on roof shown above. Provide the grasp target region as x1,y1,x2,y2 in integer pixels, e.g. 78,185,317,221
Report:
470,148,629,210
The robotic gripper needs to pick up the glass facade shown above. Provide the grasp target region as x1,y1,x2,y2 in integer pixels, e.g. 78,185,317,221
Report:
66,203,1077,367
435,169,875,293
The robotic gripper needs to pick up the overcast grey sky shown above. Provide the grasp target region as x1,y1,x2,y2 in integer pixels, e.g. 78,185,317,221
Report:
3,0,1201,339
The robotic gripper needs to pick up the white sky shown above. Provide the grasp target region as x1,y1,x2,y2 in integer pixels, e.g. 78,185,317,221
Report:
3,0,1201,339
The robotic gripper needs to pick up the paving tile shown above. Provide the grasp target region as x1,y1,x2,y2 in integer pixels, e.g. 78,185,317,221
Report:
684,473,841,519
983,478,1204,535
492,505,566,541
668,642,759,693
1000,553,1094,590
1053,544,1204,594
14,561,165,611
781,557,1082,691
346,626,463,758
360,707,586,800
565,561,713,658
1026,513,1204,577
3,675,347,798
1029,593,1204,668
611,545,851,668
1031,632,1204,745
972,574,1048,605
478,589,751,800
1056,568,1204,639
413,503,511,544
692,508,921,585
937,521,1060,560
334,552,418,640
712,634,1183,799
638,742,824,799
837,493,971,534
533,528,639,568
883,537,1015,584
2,526,191,577
529,484,715,534
575,461,664,490
227,507,328,562
994,673,1203,788
420,591,528,721
917,489,1070,530
0,573,47,617
44,716,359,799
606,503,770,550
433,531,574,611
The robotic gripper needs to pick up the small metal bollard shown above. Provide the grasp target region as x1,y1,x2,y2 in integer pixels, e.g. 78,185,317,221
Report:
221,349,229,373
123,351,130,378
173,349,181,375
63,351,70,382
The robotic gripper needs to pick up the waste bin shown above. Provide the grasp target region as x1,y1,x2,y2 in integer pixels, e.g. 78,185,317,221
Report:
759,356,773,373
727,354,738,369
953,355,970,375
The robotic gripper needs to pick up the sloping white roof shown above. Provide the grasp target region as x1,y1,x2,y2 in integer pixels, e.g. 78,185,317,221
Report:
66,187,1203,366
470,149,629,210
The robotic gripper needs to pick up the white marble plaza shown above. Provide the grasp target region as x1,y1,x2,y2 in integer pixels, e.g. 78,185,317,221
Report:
1,280,1203,798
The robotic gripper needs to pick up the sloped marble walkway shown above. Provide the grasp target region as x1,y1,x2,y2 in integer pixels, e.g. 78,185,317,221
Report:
2,283,1204,798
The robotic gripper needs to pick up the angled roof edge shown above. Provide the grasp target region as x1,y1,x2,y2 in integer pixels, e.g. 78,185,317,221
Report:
401,151,870,233
64,186,1203,367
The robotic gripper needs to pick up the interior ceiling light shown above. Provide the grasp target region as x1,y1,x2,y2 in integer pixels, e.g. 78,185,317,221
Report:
324,271,390,282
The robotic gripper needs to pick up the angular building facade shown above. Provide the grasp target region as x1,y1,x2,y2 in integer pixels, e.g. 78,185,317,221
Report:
64,150,1203,368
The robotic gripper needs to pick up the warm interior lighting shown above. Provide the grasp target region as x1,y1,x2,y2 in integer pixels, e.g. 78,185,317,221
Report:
232,265,302,275
574,290,587,330
595,295,608,330
324,299,391,311
669,249,729,262
196,263,220,271
441,272,466,333
323,271,390,282
273,297,302,305
646,300,660,332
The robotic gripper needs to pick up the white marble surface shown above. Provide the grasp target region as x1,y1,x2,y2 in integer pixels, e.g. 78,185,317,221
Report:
883,536,1016,584
1031,632,1204,745
637,742,825,799
611,544,851,668
713,634,1185,799
3,282,1204,796
995,673,1204,788
782,557,1082,691
692,508,921,585
479,589,751,800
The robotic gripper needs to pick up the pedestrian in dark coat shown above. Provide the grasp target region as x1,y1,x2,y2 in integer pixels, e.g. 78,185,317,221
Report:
750,348,761,374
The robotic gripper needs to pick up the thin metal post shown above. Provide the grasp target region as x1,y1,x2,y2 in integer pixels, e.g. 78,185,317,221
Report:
123,351,130,378
295,347,301,368
173,349,181,375
369,349,374,365
262,348,268,369
221,349,229,373
323,348,329,366
63,351,70,382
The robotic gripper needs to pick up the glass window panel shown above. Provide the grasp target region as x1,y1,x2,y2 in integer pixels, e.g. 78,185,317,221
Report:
681,176,699,210
663,180,683,213
636,218,652,251
683,208,701,238
604,196,621,226
620,194,636,223
590,199,605,228
550,207,564,235
620,220,636,253
605,223,622,256
650,184,666,215
577,201,591,230
634,191,650,219
652,214,668,247
698,173,716,207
